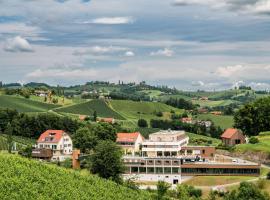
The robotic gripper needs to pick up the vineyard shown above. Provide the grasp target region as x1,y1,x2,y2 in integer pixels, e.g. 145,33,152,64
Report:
0,153,152,200
0,95,60,112
0,134,35,151
55,99,125,120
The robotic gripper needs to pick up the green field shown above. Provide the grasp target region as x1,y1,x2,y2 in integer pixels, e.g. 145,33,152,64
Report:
110,100,183,120
196,114,234,129
55,99,125,119
0,153,151,200
186,132,221,146
235,132,270,153
0,95,60,112
192,99,237,107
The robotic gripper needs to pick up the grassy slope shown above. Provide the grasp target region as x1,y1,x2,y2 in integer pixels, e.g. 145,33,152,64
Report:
196,114,234,129
0,153,151,200
0,95,60,112
110,100,183,120
235,132,270,153
55,99,125,120
192,99,236,107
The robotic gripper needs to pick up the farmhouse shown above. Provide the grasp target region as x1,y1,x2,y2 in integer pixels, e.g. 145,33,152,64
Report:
117,132,144,156
181,117,193,124
32,130,73,161
97,117,115,124
221,128,246,146
123,130,260,185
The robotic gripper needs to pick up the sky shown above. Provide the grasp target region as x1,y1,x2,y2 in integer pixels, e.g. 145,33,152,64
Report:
1,0,270,90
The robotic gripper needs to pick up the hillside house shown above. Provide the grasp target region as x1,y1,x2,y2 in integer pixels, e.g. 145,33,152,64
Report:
181,117,193,124
221,128,246,146
97,117,115,124
32,130,73,161
117,132,144,156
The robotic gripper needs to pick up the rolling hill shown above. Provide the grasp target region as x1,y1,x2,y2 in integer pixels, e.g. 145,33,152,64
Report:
0,95,60,112
0,153,151,200
55,99,125,119
109,100,184,120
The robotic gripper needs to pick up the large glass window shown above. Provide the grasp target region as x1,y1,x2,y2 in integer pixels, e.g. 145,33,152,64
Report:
131,167,139,173
139,167,146,173
147,167,154,173
156,167,163,174
172,168,180,173
164,168,171,174
157,151,163,157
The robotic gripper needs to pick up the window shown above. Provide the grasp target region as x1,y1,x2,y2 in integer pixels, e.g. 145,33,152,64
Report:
68,144,71,147
64,144,67,147
52,145,57,150
202,150,205,154
157,151,163,156
164,168,171,174
39,144,43,148
156,167,163,174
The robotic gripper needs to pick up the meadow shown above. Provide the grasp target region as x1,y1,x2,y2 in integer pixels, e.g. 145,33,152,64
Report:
196,114,234,129
235,132,270,153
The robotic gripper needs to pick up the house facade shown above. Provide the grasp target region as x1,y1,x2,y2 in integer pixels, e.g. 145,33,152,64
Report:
117,132,144,156
221,128,246,146
32,130,73,162
123,130,260,185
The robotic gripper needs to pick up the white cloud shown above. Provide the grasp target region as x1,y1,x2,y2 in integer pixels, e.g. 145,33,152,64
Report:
191,81,205,86
173,0,270,15
73,46,127,55
26,68,97,79
4,36,34,52
215,65,244,77
125,51,135,57
85,17,135,25
150,48,174,57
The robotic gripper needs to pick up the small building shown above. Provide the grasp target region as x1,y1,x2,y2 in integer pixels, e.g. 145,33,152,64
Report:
32,130,73,162
210,111,222,115
117,132,144,156
97,117,115,124
181,117,193,124
221,128,245,146
198,108,208,114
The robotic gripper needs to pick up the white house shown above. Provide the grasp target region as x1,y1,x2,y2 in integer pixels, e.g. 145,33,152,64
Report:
35,130,73,162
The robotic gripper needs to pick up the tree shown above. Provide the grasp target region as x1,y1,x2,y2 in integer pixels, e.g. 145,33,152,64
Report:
234,97,270,136
93,111,97,122
225,182,270,200
72,127,98,153
138,119,148,128
90,140,124,183
156,181,170,200
91,123,117,141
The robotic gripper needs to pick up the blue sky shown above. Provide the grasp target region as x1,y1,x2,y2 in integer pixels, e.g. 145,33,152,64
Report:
1,0,270,90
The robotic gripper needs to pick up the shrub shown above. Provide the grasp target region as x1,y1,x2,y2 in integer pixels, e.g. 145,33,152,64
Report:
249,136,259,144
138,119,148,128
267,172,270,180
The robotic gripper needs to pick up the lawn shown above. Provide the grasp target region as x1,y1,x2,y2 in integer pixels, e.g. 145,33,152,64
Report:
54,99,125,120
0,95,61,112
196,114,234,129
235,132,270,154
184,175,255,187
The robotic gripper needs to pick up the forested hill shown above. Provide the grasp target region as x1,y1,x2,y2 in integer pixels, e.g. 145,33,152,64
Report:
0,153,152,200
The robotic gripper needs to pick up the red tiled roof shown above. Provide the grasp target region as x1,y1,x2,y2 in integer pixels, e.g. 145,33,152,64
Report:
221,128,238,139
98,118,114,123
117,132,142,143
37,130,65,143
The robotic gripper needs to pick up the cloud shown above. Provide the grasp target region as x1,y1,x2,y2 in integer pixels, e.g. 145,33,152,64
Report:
73,46,127,55
215,65,244,77
191,81,205,86
125,51,135,57
82,17,135,25
4,36,34,52
173,0,270,15
150,48,174,57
